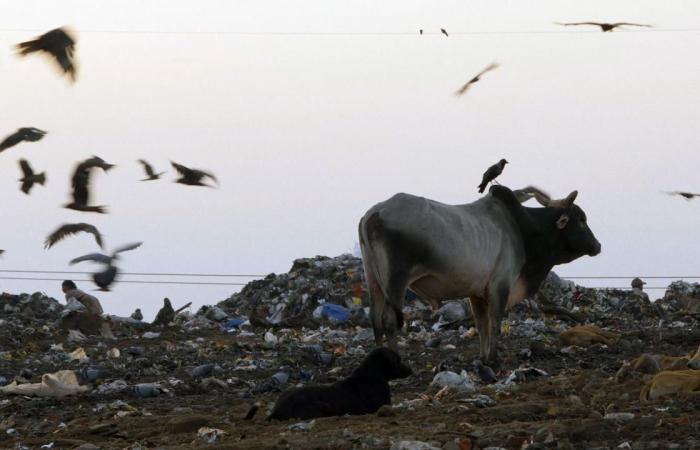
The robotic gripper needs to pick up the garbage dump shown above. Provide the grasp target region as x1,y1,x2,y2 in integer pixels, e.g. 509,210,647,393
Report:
0,256,699,449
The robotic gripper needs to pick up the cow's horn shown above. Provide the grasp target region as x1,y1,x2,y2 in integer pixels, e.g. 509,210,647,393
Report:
549,190,578,208
563,190,578,206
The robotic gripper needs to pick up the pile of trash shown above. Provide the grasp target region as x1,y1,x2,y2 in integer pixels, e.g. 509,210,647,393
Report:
218,254,368,327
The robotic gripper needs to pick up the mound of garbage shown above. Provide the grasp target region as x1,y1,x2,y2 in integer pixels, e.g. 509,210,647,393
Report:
218,254,368,327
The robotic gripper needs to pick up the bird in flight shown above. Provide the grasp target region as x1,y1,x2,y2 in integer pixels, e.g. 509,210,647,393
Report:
16,27,77,81
554,22,652,32
65,156,115,213
44,223,104,249
137,159,165,181
478,158,508,193
440,28,449,37
455,62,500,96
664,191,700,200
0,128,47,153
69,242,143,291
171,161,218,187
18,159,46,194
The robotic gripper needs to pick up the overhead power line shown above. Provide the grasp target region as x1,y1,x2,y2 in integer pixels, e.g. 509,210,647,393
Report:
0,276,247,286
0,28,699,36
0,269,266,277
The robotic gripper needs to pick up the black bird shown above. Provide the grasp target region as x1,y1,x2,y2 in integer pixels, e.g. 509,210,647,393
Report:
0,128,47,153
455,62,500,96
473,360,497,383
131,308,143,321
153,298,175,326
137,159,165,181
477,158,508,193
419,29,423,35
440,28,449,37
65,156,115,213
16,27,77,81
69,242,142,291
665,191,700,200
18,159,46,194
171,161,218,187
44,223,104,249
554,22,652,32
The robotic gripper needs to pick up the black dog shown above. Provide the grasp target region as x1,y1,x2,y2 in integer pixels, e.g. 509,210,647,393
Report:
267,347,411,420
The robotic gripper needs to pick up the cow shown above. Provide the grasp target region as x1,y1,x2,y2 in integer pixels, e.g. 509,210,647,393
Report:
358,185,601,365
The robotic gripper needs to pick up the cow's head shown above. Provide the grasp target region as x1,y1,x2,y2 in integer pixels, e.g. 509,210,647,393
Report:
535,190,602,263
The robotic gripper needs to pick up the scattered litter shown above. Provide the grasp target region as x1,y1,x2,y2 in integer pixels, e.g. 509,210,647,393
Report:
431,370,475,393
197,426,226,443
288,420,316,431
0,370,88,397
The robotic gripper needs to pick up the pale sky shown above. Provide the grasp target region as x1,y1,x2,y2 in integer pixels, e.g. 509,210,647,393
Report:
0,1,699,319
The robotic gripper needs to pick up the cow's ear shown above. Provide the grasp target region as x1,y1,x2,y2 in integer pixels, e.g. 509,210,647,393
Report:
556,214,570,229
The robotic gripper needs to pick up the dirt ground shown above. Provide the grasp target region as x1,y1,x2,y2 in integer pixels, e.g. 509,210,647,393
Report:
1,311,699,450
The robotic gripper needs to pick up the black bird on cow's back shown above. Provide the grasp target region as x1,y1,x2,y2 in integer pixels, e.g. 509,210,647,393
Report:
18,159,46,194
171,161,218,187
455,62,499,97
16,27,77,81
477,158,508,193
137,159,165,181
65,156,115,214
554,21,652,32
0,128,47,153
664,191,700,200
44,223,104,249
69,242,142,291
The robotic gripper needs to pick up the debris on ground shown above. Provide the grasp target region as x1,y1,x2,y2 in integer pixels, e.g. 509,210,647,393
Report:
0,258,699,449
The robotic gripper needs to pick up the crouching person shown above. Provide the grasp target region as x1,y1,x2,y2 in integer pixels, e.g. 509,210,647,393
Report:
56,280,113,338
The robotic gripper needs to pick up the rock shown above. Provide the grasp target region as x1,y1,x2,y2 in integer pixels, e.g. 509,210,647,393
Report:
391,441,442,450
167,416,209,433
376,405,397,417
604,412,635,422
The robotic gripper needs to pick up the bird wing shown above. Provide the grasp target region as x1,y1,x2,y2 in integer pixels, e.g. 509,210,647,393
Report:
455,62,500,96
170,161,191,176
45,223,103,249
610,22,652,28
21,180,33,194
0,130,23,152
20,127,47,142
112,241,143,256
475,62,500,78
69,253,111,265
203,171,218,185
554,22,603,27
18,159,34,178
138,159,156,177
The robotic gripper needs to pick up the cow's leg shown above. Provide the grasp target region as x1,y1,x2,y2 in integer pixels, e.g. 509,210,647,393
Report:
485,283,509,367
383,274,408,351
469,297,489,360
367,275,386,346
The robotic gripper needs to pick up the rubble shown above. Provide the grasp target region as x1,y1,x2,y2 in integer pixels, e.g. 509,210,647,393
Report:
0,255,699,448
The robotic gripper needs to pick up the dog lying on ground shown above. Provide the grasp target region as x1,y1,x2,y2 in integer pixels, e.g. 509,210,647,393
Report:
640,369,700,402
616,344,700,382
265,347,411,421
559,324,619,347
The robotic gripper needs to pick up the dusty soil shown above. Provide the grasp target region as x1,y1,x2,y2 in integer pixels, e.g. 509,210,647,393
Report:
1,313,699,450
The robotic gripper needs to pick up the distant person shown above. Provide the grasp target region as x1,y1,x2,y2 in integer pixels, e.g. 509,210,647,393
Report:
62,280,104,316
